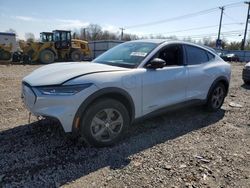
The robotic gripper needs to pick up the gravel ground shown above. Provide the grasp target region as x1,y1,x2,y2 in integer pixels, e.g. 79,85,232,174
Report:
0,62,249,188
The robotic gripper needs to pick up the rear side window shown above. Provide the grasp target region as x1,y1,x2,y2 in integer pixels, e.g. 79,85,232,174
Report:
207,52,215,61
185,45,209,65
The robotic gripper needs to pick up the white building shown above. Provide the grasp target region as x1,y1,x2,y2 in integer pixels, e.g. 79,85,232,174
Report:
0,32,17,52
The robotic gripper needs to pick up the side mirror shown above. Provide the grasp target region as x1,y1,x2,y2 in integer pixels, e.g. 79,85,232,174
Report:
146,58,166,69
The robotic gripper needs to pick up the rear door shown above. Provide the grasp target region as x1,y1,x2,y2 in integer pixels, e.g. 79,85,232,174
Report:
184,44,215,100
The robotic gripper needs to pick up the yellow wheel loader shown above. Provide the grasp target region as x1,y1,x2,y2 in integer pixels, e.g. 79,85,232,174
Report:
19,39,57,64
18,30,91,64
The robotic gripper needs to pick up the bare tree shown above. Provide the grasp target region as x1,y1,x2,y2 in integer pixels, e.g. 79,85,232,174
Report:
122,33,138,41
226,41,241,50
5,28,16,34
101,30,118,40
25,32,35,43
183,36,193,42
85,24,103,40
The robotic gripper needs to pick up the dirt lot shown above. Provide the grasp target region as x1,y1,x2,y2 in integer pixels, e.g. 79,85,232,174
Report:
0,62,249,187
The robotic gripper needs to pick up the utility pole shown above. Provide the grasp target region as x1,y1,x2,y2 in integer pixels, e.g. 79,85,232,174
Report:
241,1,250,50
216,6,224,48
217,7,224,41
120,28,125,40
83,28,86,40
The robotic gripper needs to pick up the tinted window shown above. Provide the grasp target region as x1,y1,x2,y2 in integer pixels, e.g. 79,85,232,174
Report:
185,45,209,65
207,52,215,61
156,44,183,66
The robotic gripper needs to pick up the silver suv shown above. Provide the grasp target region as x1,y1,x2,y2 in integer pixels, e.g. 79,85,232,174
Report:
22,40,231,146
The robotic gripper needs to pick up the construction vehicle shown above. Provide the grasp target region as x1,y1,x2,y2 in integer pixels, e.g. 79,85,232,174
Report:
0,32,18,61
40,32,53,42
18,30,91,64
0,44,12,61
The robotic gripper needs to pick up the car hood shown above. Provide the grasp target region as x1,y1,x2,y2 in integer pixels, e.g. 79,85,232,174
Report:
23,62,129,86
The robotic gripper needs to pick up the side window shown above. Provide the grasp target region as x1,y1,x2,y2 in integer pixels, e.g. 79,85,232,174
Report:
61,32,67,41
185,45,209,65
67,32,71,40
54,32,60,41
207,52,215,61
156,44,183,66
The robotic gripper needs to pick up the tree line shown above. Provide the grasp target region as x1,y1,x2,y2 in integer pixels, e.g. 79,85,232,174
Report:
5,25,250,50
72,24,138,41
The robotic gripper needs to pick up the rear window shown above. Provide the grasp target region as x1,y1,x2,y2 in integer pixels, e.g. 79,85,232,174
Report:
185,45,209,65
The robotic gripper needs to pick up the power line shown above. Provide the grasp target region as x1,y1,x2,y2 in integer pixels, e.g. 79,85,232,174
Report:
124,1,244,29
223,11,243,24
177,33,242,40
125,8,219,29
222,1,245,8
225,3,245,8
140,23,244,36
175,30,244,38
142,29,244,39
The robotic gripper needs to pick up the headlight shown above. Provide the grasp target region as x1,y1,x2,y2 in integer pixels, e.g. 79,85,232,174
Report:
36,83,93,96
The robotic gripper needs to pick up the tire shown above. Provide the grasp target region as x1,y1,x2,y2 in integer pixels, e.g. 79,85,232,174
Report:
39,50,55,64
80,98,130,147
244,80,250,85
71,50,83,61
12,52,21,62
1,50,11,60
23,55,32,64
206,83,226,112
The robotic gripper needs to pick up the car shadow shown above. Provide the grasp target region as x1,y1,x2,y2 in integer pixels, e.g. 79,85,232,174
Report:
241,83,250,90
0,107,225,187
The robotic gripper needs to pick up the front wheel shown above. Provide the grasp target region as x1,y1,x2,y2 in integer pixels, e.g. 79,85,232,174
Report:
0,50,11,60
39,50,55,64
80,98,130,147
71,50,83,61
206,83,226,112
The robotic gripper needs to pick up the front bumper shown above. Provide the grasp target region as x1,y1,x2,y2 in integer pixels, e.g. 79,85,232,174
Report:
242,68,250,81
22,82,98,132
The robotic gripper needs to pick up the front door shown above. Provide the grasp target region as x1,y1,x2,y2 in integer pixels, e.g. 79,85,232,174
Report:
142,44,188,115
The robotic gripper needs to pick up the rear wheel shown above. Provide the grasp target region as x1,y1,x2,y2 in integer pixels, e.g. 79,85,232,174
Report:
206,83,226,112
71,50,83,61
0,50,11,60
244,80,250,85
80,98,130,147
39,50,55,64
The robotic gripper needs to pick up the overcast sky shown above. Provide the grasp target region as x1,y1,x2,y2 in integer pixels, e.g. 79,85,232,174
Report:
0,0,247,41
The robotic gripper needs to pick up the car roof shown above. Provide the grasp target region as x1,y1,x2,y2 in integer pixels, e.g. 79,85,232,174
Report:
129,39,206,46
129,39,169,44
128,39,216,54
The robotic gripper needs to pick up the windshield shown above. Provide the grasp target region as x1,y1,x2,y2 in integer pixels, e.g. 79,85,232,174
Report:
93,42,158,68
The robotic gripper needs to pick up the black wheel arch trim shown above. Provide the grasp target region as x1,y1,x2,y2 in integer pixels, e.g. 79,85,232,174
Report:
207,76,229,100
72,87,135,133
